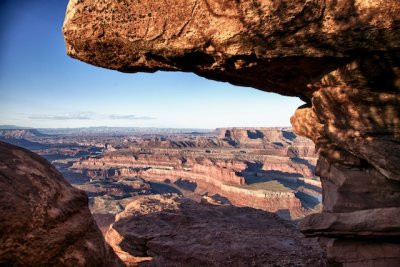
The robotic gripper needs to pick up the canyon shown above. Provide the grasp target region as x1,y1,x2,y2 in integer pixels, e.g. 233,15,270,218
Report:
62,0,400,266
0,128,323,266
70,127,320,221
1,0,399,266
0,127,320,219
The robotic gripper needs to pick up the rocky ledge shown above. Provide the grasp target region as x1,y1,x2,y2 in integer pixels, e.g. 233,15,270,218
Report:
105,194,324,267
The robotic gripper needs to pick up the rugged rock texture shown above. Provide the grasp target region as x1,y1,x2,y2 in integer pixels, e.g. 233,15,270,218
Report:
63,0,400,265
106,194,325,267
0,141,121,266
63,0,400,99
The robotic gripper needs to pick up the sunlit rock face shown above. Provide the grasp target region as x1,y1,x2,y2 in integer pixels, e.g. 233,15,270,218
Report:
0,141,122,267
63,0,400,265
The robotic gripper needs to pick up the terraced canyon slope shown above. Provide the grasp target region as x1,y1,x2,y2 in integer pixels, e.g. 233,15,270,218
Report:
70,128,320,220
63,0,400,265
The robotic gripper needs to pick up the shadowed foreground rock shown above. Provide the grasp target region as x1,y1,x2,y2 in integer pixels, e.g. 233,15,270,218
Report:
0,141,121,266
106,194,324,267
63,0,400,265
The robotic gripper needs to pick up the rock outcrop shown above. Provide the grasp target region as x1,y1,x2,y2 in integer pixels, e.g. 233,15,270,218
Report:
63,0,400,265
0,141,121,266
105,194,325,267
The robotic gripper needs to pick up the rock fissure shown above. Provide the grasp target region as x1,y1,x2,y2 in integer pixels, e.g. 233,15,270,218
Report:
175,0,199,38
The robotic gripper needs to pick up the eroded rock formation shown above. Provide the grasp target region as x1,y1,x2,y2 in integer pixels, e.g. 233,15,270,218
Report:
0,141,121,266
63,0,400,265
71,129,319,219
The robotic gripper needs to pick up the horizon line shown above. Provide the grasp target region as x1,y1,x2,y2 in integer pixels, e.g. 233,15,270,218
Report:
0,125,293,130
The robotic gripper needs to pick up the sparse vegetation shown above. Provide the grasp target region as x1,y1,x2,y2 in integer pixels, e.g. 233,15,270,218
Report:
233,180,293,192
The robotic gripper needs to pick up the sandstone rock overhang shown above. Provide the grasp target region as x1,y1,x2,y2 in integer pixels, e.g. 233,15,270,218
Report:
63,0,400,180
63,0,400,265
63,0,400,101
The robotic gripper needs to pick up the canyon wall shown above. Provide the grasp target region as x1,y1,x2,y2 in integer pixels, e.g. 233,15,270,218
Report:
63,0,400,265
70,128,317,220
72,152,305,217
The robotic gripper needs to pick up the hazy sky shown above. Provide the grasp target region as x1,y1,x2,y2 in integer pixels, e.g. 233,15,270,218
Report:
0,0,303,129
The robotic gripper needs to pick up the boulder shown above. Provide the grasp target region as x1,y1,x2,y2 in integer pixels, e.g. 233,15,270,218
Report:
0,141,121,266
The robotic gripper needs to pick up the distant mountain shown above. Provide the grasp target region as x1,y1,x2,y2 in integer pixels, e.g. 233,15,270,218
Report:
0,125,33,130
0,129,48,138
39,127,213,136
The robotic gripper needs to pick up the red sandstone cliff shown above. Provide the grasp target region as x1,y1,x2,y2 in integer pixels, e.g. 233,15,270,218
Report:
72,149,310,218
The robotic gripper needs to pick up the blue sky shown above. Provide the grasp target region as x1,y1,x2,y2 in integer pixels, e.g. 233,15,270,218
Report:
0,0,303,129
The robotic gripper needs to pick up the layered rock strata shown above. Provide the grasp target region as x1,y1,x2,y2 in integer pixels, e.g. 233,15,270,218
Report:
63,0,400,265
72,153,306,218
71,132,319,219
0,141,121,266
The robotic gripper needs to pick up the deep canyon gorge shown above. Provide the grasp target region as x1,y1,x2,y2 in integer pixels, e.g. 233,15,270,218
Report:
1,0,400,266
0,127,323,266
71,128,320,221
